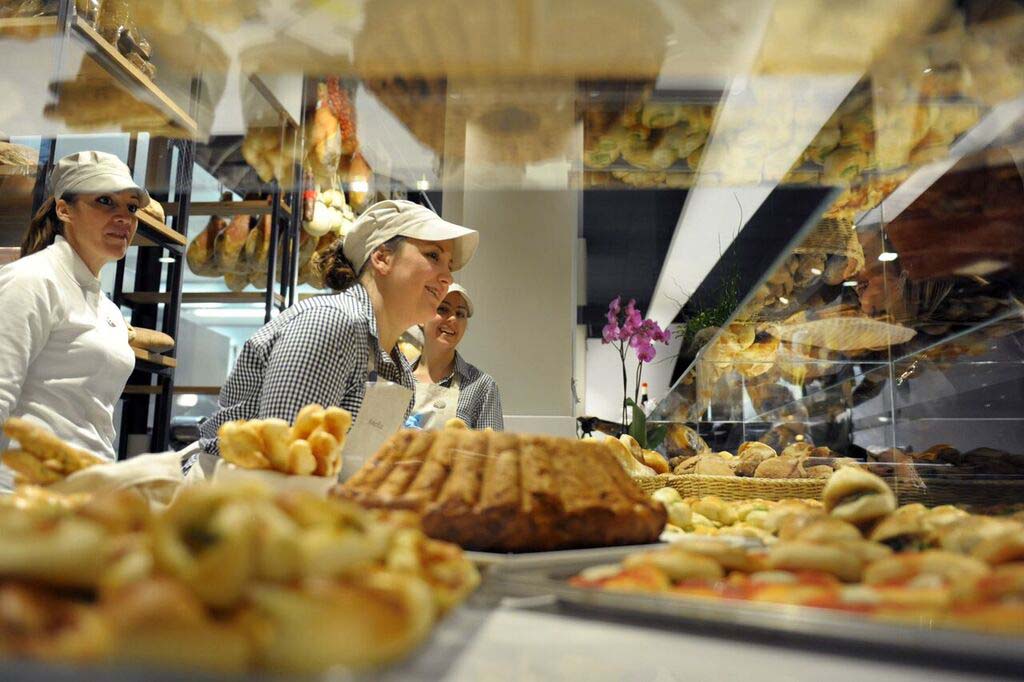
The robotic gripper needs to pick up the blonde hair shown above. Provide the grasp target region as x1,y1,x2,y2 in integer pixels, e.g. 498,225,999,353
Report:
20,194,76,258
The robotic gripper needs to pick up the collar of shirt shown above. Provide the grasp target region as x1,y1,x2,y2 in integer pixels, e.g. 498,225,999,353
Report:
52,235,101,293
413,351,467,387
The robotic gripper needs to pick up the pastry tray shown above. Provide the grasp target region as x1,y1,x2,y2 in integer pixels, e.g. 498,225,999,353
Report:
486,557,1024,674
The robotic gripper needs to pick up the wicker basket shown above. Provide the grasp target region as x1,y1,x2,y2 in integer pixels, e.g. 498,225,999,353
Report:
635,474,826,502
794,217,865,275
894,479,1024,511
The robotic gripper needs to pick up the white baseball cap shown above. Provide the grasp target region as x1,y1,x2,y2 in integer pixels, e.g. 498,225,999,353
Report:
343,199,479,272
48,151,151,207
445,283,474,317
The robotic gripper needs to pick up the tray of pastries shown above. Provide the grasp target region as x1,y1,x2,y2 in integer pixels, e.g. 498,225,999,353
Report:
487,467,1024,670
333,424,667,553
0,481,479,674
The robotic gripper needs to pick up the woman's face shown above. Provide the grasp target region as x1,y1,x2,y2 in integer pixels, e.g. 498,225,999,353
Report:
376,237,454,325
424,291,469,352
58,191,140,273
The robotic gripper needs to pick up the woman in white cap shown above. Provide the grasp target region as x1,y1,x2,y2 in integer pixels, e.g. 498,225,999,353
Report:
410,284,503,430
197,199,479,460
0,151,148,490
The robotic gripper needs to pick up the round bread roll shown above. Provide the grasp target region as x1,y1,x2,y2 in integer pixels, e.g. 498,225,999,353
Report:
664,424,710,458
970,530,1024,565
624,547,724,582
692,496,738,526
805,465,834,479
829,539,893,564
776,509,828,540
675,537,763,572
735,442,777,477
822,466,896,526
781,442,815,460
936,516,1020,555
641,449,671,474
754,456,806,479
920,505,969,534
604,438,658,477
619,434,645,463
737,441,777,458
651,487,683,506
692,454,735,477
793,517,863,543
869,508,932,551
767,541,864,582
863,550,990,587
666,501,693,529
764,501,823,535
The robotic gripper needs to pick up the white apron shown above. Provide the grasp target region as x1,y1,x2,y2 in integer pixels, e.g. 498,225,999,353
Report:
338,351,414,481
410,372,461,430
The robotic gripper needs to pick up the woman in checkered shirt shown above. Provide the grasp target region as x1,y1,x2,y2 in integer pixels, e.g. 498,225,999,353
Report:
197,200,479,455
410,283,503,430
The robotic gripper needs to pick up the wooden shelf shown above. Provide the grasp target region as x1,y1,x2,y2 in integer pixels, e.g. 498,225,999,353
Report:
174,386,222,395
0,15,197,137
132,346,176,368
122,291,285,306
166,199,292,217
121,385,162,396
133,209,186,250
68,16,198,137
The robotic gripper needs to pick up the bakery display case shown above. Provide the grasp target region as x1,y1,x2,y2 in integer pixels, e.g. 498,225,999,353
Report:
3,0,1024,679
648,101,1024,509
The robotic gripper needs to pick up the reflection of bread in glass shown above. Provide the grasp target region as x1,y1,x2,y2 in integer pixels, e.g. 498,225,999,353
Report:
821,146,868,185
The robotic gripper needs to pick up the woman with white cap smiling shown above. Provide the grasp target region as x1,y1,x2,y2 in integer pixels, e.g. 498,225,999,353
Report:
0,151,149,491
410,283,503,430
197,199,479,463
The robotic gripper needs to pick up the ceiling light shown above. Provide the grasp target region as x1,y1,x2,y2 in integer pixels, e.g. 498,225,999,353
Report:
349,179,369,193
878,251,898,262
810,268,822,276
843,280,858,287
416,178,430,191
159,257,176,263
778,296,789,305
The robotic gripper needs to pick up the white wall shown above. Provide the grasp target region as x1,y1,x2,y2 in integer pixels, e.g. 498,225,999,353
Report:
584,324,685,422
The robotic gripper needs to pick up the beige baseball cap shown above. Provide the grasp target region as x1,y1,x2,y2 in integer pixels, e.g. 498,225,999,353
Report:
445,283,474,317
48,151,151,207
343,199,479,272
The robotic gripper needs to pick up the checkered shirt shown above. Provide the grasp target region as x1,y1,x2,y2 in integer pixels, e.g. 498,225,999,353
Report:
417,352,504,430
197,284,415,455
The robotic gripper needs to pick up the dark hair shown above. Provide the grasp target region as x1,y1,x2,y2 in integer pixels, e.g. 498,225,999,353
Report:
319,235,405,291
20,194,77,258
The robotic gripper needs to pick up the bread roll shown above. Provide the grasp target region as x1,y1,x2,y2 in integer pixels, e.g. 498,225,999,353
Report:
754,457,806,479
768,541,864,582
822,466,896,526
863,550,990,586
735,442,776,477
624,547,723,582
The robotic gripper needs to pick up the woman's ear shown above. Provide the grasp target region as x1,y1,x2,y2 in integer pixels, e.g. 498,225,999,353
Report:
55,198,73,225
368,244,395,276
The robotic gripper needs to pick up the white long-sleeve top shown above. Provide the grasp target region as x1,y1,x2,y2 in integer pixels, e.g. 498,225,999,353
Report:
0,236,135,490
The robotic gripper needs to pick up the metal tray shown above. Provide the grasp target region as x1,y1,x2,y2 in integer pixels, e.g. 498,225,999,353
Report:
487,556,1024,673
465,544,665,569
